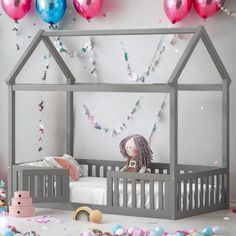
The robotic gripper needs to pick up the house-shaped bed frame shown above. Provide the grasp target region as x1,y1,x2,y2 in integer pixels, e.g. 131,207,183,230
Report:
6,26,231,219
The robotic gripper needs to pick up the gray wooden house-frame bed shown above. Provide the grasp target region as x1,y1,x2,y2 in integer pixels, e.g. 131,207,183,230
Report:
7,26,231,220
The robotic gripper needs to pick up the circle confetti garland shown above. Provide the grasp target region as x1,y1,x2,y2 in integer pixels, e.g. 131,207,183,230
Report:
82,97,143,137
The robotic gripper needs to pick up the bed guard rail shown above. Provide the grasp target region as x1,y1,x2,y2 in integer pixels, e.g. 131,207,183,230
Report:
106,170,170,214
12,165,69,203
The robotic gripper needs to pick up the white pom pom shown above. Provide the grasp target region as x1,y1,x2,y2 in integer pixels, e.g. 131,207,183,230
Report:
0,217,8,229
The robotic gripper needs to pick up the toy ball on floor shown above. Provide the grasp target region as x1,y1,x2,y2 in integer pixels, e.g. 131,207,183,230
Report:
112,224,123,234
89,210,103,224
202,227,213,236
149,230,161,236
154,227,165,236
0,228,14,236
212,226,223,235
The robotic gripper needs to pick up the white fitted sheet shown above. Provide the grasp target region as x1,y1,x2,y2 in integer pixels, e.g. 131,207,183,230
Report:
69,177,221,209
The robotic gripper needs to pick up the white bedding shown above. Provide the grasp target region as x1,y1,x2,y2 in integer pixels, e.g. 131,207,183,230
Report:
69,177,220,209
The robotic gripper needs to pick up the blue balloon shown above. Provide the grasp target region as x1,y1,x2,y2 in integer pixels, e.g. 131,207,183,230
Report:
36,0,67,24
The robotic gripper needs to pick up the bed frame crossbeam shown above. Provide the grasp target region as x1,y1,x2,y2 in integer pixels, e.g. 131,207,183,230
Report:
12,84,222,92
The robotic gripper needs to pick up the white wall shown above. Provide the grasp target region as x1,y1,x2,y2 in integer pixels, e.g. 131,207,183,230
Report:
0,0,235,201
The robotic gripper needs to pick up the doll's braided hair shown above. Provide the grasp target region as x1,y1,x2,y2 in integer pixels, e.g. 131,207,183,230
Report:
119,134,153,167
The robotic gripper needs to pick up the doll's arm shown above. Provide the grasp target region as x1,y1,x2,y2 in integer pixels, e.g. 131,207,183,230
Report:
139,166,147,173
120,164,128,172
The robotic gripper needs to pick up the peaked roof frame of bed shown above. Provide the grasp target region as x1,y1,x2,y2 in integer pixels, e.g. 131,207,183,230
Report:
6,25,231,218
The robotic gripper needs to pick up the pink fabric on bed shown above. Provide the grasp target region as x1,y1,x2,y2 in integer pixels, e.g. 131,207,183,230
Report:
54,157,80,181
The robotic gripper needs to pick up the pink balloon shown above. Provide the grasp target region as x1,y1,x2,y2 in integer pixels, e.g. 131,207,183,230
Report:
194,0,220,19
1,0,32,21
164,0,192,24
73,0,103,20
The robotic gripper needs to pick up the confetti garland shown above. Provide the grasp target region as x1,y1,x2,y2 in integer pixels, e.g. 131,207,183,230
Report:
38,94,46,152
218,2,236,18
120,35,177,83
82,97,143,137
12,20,20,50
120,37,167,83
148,94,167,145
53,36,98,82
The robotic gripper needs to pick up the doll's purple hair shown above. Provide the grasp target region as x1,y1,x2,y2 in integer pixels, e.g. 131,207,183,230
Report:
119,134,153,167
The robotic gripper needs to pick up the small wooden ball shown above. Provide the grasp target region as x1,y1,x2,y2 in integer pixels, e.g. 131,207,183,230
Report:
89,210,103,224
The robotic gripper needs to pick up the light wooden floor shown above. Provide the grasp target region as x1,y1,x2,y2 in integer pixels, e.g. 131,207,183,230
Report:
4,207,236,236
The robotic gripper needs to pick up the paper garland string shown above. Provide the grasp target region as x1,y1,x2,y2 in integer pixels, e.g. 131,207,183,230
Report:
120,35,176,83
82,97,142,137
12,20,20,50
218,2,236,18
120,37,165,83
148,94,167,145
53,37,98,82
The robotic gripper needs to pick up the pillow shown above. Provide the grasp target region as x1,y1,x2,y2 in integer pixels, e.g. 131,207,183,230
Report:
44,154,82,181
53,157,79,182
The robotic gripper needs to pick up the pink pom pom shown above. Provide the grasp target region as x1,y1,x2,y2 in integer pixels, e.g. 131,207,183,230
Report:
133,228,142,236
176,230,188,236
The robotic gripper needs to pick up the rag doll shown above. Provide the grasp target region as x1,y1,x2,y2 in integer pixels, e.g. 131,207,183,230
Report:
119,134,153,173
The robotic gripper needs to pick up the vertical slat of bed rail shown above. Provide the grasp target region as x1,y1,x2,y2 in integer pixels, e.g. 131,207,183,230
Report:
62,172,69,201
164,182,170,211
88,165,92,177
216,174,219,204
222,174,225,203
189,178,193,210
200,177,203,208
96,166,100,177
205,176,209,207
22,173,29,191
123,178,127,207
210,175,214,206
107,177,113,206
132,179,136,208
140,180,145,209
194,178,198,209
30,175,35,198
12,169,17,192
183,180,187,211
159,181,163,211
48,175,53,198
56,175,62,197
37,175,43,199
103,166,107,177
149,180,154,209
177,181,181,212
225,173,228,203
114,178,119,206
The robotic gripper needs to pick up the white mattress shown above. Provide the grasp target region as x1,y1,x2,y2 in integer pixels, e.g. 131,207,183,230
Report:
70,177,220,209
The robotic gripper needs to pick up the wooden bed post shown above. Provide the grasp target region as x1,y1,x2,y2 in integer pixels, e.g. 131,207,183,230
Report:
169,85,178,220
222,79,230,207
7,85,15,205
66,89,74,155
